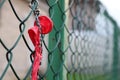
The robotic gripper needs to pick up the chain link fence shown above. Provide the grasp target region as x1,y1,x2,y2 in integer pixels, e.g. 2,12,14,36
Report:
0,0,120,80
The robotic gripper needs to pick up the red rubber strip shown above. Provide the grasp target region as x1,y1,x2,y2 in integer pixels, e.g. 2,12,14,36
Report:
28,26,42,80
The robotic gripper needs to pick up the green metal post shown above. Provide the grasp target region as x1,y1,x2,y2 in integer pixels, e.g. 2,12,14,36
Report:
104,11,119,80
112,23,119,80
46,0,65,80
112,24,119,80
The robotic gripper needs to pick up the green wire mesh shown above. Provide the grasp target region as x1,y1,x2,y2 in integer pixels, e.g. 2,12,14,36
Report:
0,0,120,80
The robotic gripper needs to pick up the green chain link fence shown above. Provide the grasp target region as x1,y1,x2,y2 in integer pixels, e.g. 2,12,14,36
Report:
0,0,120,80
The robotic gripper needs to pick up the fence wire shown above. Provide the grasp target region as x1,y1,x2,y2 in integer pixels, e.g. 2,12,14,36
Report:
0,0,120,80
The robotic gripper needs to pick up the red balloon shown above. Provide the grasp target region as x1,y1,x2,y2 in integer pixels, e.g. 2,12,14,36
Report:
28,26,42,80
28,16,53,80
34,16,53,34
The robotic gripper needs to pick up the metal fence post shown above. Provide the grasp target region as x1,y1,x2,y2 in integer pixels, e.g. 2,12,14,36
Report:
104,11,119,80
112,22,119,80
46,0,65,80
